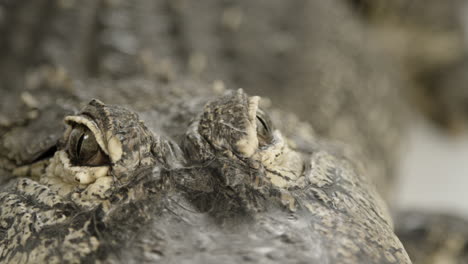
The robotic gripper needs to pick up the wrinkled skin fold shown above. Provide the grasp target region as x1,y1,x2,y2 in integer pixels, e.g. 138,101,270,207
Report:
0,86,410,263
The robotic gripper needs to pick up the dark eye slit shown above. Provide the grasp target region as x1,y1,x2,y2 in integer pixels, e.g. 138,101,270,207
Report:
76,133,85,158
257,116,270,132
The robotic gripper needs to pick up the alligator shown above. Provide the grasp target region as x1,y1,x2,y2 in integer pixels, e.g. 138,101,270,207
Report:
0,0,466,263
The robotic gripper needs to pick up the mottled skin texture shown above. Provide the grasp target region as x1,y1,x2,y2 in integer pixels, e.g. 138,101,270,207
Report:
0,0,434,263
0,81,411,263
0,96,160,263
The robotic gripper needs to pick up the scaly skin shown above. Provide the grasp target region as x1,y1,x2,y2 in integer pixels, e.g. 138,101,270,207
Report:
0,82,411,263
0,0,413,263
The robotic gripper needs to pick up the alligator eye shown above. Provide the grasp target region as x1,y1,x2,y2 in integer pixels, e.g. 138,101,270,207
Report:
256,109,274,147
67,125,109,166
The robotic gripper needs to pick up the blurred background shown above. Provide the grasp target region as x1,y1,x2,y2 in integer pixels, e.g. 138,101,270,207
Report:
348,0,468,217
398,118,468,218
